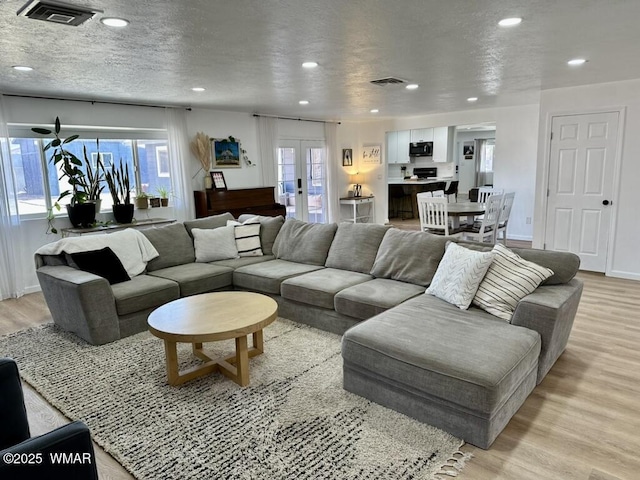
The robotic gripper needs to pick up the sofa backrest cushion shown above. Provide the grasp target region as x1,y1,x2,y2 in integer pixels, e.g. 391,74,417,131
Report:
325,223,390,273
237,215,285,256
142,223,195,271
452,240,579,285
272,219,338,266
370,229,449,286
183,212,234,238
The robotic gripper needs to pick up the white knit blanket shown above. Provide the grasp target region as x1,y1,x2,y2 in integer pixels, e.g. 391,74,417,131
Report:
35,229,159,277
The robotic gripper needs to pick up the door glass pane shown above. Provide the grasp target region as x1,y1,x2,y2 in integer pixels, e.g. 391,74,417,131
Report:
306,146,326,223
9,138,46,215
277,147,297,219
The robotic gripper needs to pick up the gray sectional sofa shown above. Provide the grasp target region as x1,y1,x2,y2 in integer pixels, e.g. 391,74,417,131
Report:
34,214,583,449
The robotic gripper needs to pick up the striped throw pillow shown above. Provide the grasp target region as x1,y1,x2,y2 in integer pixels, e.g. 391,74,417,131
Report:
473,243,554,321
234,223,263,257
425,242,495,309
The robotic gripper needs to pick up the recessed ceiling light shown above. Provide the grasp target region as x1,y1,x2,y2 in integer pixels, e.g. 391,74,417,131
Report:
370,109,379,113
568,58,587,66
12,65,33,71
498,17,522,27
101,17,129,27
302,61,318,69
405,84,419,90
299,100,310,105
192,87,205,92
467,97,478,102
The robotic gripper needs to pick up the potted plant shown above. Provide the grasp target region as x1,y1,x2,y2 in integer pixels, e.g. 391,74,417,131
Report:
134,192,149,209
149,196,161,208
32,117,102,230
105,161,134,224
157,185,171,207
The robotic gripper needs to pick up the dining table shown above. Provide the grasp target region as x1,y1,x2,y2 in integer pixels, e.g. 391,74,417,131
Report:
447,202,486,229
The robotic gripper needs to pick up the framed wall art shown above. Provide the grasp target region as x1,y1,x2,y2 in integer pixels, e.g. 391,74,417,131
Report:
210,171,227,190
212,137,242,168
342,148,353,166
361,145,381,164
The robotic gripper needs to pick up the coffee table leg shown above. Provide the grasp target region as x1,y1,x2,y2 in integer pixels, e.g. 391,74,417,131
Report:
235,335,249,387
164,339,180,385
252,330,263,353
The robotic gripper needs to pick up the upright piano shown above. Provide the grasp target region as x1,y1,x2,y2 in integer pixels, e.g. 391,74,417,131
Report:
194,187,286,219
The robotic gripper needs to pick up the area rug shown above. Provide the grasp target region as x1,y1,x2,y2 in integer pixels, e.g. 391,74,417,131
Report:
0,319,471,479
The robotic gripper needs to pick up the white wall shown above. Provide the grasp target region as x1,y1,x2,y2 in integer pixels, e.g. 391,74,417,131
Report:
534,79,640,280
454,130,496,193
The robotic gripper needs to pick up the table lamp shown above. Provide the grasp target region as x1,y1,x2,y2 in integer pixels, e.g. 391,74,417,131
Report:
350,172,362,197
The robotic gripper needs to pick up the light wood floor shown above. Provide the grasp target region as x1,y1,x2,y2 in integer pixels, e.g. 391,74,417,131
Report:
2,270,639,480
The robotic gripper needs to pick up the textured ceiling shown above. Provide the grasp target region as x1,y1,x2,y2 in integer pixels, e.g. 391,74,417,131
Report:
1,0,640,120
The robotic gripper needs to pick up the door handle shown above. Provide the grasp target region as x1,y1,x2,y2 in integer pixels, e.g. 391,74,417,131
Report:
297,178,302,194
602,200,611,206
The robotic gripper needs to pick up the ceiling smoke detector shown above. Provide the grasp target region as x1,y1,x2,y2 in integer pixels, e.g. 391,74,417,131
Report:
370,77,406,86
17,0,102,26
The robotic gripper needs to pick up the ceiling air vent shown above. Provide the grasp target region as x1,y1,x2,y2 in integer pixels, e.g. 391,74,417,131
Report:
17,0,102,26
370,77,406,86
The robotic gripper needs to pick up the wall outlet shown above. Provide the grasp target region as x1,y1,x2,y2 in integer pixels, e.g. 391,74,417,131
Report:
526,217,532,225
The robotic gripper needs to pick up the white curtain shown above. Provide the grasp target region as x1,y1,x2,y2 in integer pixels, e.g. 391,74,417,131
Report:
474,138,487,187
324,122,340,223
256,116,279,199
165,108,193,222
0,95,25,300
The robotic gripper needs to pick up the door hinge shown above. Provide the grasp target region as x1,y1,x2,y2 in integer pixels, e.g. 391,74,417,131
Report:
550,131,554,141
547,188,550,197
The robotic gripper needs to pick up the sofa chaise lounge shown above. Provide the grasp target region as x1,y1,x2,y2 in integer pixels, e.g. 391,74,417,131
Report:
34,214,582,448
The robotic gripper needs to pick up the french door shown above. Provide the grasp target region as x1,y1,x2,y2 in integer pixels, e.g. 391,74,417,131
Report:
277,140,326,223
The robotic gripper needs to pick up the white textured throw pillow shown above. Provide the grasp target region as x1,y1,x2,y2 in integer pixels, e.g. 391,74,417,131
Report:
234,223,263,257
192,227,239,262
425,242,495,309
473,243,554,321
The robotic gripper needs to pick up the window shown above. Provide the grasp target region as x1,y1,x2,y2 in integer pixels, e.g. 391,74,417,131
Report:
8,133,170,216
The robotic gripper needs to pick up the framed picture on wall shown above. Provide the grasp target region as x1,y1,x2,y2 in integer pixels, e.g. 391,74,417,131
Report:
210,171,227,190
361,145,381,164
342,148,353,166
212,138,242,168
463,142,474,160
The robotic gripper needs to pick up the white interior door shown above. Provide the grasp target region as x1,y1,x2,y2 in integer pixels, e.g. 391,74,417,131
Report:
277,140,326,223
545,112,619,272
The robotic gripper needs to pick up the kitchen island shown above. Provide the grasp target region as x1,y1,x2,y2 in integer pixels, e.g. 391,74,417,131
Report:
388,178,456,219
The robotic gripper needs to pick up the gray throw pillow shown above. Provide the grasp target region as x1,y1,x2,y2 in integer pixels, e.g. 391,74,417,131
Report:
325,223,390,273
142,223,195,271
370,229,449,286
273,219,338,266
183,212,235,238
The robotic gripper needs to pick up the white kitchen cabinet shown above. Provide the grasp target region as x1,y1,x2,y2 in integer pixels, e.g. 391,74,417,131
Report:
386,130,410,164
432,126,449,162
410,128,433,143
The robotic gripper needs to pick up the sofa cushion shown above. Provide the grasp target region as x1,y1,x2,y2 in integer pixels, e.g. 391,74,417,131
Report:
473,244,554,321
147,263,233,297
238,215,285,256
325,223,390,274
192,226,238,262
233,223,263,257
341,293,541,414
142,223,195,272
183,212,235,237
233,259,324,294
281,268,373,310
425,242,494,309
67,247,130,285
370,229,449,286
334,278,425,320
272,219,338,266
111,274,180,316
209,254,275,269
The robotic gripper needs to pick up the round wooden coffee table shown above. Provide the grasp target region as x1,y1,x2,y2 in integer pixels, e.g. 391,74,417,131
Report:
148,291,278,387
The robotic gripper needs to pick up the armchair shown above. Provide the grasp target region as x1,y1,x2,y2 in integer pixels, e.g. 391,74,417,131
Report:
0,358,98,479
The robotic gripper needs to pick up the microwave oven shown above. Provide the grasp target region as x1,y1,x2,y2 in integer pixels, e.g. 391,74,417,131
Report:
409,141,433,157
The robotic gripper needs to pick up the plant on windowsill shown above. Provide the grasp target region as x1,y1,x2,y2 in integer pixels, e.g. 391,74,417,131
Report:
32,117,104,233
134,192,149,210
105,161,134,224
156,185,171,207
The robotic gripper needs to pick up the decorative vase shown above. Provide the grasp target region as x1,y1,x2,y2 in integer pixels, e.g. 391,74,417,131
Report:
149,197,161,208
204,175,213,190
160,198,169,207
66,202,96,228
112,204,134,224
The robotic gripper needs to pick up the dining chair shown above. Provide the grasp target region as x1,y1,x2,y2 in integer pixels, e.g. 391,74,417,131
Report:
444,181,459,202
417,193,463,237
477,187,504,204
496,192,515,244
462,194,503,243
432,190,446,198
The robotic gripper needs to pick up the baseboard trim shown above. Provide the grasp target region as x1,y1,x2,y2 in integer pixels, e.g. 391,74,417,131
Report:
606,270,640,281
